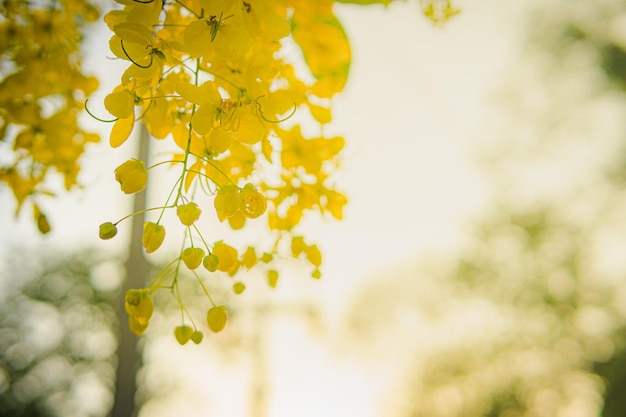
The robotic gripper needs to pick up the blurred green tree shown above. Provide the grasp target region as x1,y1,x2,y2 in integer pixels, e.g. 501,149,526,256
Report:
0,251,120,417
345,0,626,416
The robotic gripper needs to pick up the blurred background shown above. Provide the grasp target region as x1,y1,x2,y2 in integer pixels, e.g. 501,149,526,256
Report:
3,0,626,416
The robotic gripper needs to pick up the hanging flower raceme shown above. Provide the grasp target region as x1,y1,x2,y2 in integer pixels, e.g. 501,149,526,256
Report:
94,0,458,343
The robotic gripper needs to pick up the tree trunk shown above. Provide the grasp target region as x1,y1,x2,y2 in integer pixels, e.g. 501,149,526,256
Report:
110,125,150,417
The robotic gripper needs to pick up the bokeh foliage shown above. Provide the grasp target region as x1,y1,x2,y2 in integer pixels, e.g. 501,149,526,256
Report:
346,0,626,416
0,251,120,417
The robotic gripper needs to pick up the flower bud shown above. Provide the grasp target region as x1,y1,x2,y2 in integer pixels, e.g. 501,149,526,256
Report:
142,222,165,253
99,222,118,240
174,325,193,345
182,247,205,270
176,202,201,226
190,331,204,344
207,305,228,333
202,254,220,272
233,282,246,294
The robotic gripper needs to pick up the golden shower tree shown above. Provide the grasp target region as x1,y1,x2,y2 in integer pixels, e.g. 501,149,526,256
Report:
0,0,458,343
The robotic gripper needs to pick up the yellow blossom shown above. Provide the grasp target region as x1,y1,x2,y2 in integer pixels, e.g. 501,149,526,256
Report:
125,289,154,325
114,158,147,194
214,185,241,222
212,241,239,276
240,183,267,219
104,88,134,119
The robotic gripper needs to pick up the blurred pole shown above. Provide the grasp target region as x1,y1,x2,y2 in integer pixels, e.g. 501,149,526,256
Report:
111,124,150,417
250,305,269,417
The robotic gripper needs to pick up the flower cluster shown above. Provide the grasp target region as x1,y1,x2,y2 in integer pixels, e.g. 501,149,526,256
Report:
0,0,458,345
97,0,352,343
0,0,100,233
96,0,459,344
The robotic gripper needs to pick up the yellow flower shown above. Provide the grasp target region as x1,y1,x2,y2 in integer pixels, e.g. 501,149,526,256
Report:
142,222,165,253
232,107,265,145
176,81,222,135
109,112,135,148
104,88,134,119
125,289,154,325
227,210,247,230
114,158,147,194
212,241,239,276
129,316,149,335
214,185,241,222
240,183,267,219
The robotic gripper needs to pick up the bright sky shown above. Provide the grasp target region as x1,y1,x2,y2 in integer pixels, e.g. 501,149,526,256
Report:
0,1,537,416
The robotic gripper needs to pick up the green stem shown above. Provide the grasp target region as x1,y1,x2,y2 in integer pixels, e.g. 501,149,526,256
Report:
114,205,176,225
157,175,183,224
147,159,184,171
147,258,179,292
175,59,200,206
192,223,211,253
192,270,216,306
